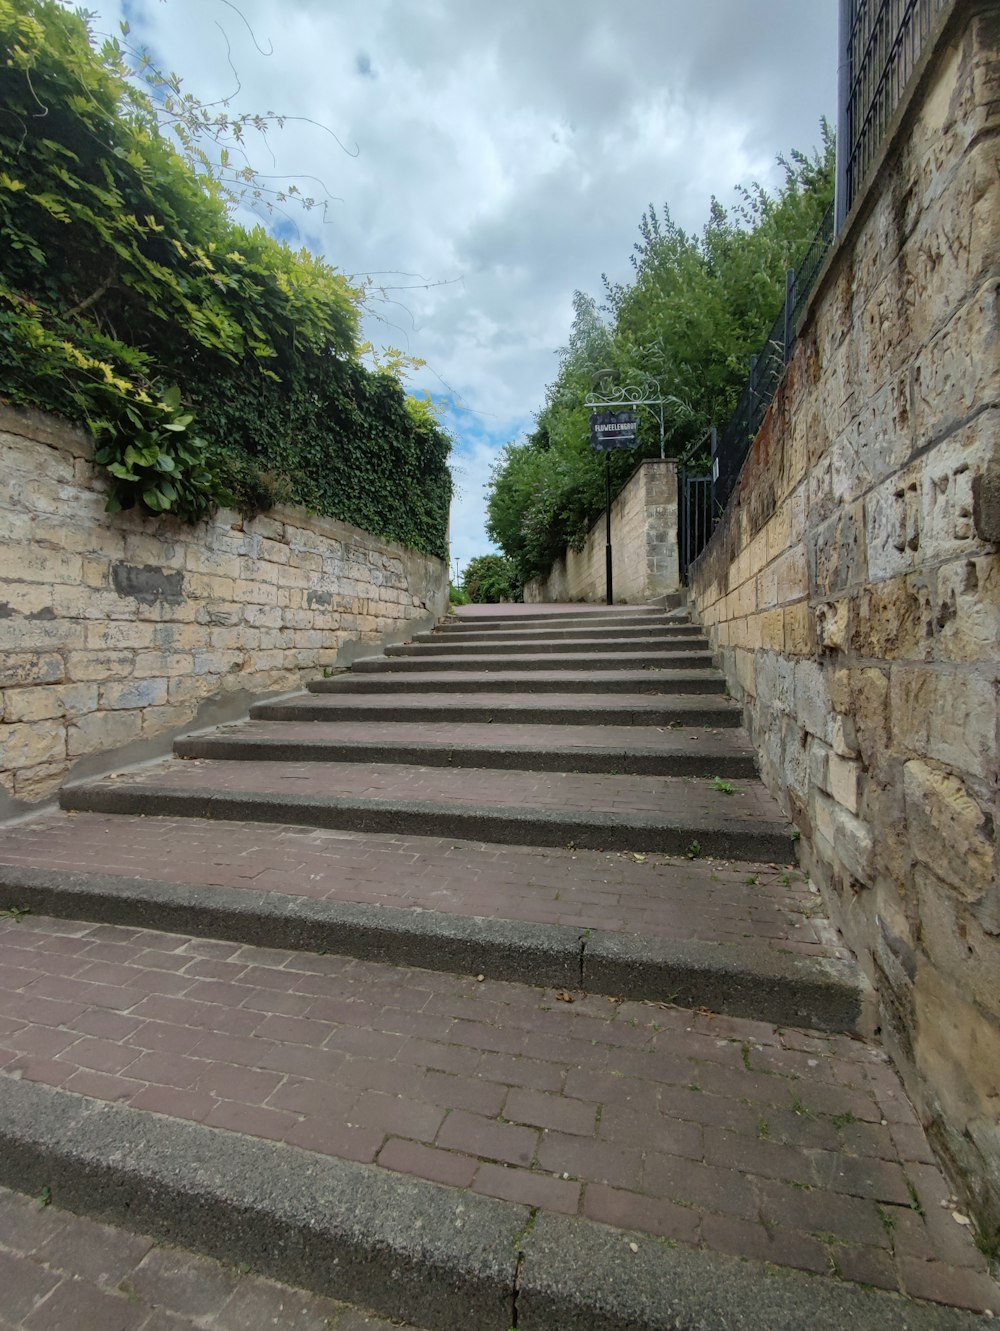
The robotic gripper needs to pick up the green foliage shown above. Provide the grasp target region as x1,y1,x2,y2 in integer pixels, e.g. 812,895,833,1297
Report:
0,0,451,555
461,554,523,604
487,131,835,581
449,582,471,606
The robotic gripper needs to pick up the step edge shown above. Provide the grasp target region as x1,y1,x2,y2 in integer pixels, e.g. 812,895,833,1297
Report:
0,1079,980,1331
57,784,795,861
0,1075,521,1331
0,863,859,1031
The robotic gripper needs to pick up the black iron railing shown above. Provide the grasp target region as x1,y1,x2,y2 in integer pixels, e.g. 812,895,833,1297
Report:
836,0,947,228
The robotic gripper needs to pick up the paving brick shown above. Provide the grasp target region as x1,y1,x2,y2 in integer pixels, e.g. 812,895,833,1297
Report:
23,1278,147,1331
350,1091,445,1143
699,1215,829,1274
437,1110,539,1168
124,1247,241,1319
503,1088,598,1136
582,1184,700,1242
28,1211,153,1285
0,1250,62,1321
898,1258,1000,1313
537,1132,643,1191
473,1162,580,1213
376,1138,478,1188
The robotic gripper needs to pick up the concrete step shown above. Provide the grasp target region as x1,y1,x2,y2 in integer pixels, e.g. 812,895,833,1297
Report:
0,915,992,1329
60,759,795,862
250,692,744,727
351,650,716,674
438,611,680,633
397,632,711,654
307,669,728,696
0,1180,427,1331
0,844,861,1030
447,606,669,622
427,620,700,640
174,719,760,777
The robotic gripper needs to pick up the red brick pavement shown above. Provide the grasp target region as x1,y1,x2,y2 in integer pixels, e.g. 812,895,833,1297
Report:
195,718,757,760
0,914,995,1313
0,1183,423,1330
0,812,840,956
77,757,788,825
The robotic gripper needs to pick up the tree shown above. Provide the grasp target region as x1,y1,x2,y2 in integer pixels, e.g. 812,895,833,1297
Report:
487,127,835,582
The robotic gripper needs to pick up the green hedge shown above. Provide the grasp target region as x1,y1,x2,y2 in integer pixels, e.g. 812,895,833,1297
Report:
0,0,451,557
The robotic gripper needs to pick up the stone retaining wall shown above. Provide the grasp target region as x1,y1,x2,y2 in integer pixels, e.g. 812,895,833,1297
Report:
0,405,448,818
689,0,999,1241
524,459,679,603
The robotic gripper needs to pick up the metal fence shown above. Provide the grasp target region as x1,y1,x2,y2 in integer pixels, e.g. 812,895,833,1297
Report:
679,470,715,583
836,0,947,228
709,203,835,514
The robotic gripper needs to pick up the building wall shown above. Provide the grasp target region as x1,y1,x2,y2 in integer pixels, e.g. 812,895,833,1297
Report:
524,459,679,603
0,405,448,817
689,2,999,1240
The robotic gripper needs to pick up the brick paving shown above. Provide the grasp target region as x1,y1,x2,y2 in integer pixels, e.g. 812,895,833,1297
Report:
71,757,788,825
0,1183,423,1330
309,666,724,692
0,812,841,956
252,691,742,723
0,913,996,1313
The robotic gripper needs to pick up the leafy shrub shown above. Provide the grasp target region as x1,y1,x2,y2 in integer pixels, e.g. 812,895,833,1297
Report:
0,0,451,555
462,555,522,604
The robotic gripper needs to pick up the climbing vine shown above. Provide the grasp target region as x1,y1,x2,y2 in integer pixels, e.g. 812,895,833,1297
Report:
0,0,451,557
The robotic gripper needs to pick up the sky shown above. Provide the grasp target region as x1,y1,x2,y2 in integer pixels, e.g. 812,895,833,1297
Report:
90,0,838,575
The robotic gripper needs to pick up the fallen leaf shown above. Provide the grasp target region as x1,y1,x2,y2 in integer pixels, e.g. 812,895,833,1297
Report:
555,990,575,1003
952,1212,972,1227
631,852,647,863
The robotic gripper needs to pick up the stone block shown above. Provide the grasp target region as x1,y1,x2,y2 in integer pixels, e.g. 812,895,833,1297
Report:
813,789,874,884
914,865,1000,1024
794,659,834,743
850,668,892,782
99,678,169,710
828,753,862,815
64,651,135,683
0,616,84,653
865,465,922,583
783,600,813,656
140,703,197,737
67,709,143,757
810,501,866,596
815,600,849,654
12,761,68,802
931,554,1000,663
921,421,997,562
2,688,64,723
903,759,994,901
807,737,832,792
912,278,1000,450
0,721,66,769
0,545,84,588
0,654,64,688
891,666,998,783
851,574,932,660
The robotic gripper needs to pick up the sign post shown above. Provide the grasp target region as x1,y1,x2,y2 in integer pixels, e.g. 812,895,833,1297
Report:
589,411,640,605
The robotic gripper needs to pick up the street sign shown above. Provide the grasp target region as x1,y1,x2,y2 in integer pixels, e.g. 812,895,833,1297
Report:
590,411,639,452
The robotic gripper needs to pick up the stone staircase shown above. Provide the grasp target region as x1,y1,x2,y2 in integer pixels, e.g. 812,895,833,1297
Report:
0,604,994,1329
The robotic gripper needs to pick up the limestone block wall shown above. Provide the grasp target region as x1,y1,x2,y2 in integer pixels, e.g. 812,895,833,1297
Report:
689,1,999,1241
524,459,679,603
0,405,448,818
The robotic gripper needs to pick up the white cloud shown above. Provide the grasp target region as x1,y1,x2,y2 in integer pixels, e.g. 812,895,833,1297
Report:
95,0,838,561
